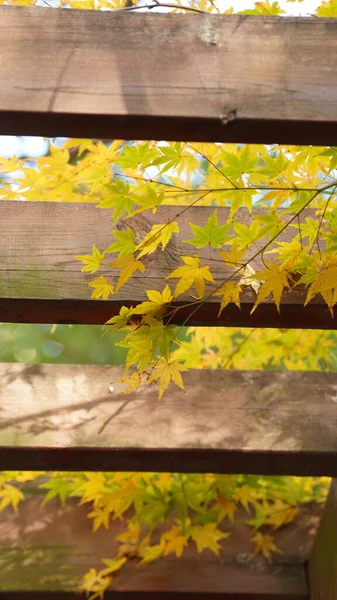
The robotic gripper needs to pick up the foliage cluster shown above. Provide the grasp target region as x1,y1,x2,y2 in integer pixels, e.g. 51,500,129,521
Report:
0,470,331,599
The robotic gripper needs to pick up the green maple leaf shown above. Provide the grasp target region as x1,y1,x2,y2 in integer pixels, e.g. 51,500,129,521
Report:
106,226,136,257
185,209,231,248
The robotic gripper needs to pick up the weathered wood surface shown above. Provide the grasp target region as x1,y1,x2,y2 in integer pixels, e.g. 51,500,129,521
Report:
308,479,337,599
1,493,323,598
0,201,335,328
1,7,337,145
1,363,337,474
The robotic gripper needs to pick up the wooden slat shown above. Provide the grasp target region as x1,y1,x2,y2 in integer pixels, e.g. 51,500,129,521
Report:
1,7,337,144
0,201,335,328
1,363,337,474
1,494,322,598
308,479,337,599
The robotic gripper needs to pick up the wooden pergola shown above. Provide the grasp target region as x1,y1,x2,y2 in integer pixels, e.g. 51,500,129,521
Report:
1,6,337,599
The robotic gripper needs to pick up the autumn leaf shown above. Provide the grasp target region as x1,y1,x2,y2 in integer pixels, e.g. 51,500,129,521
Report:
77,244,105,274
0,484,24,513
161,525,188,558
137,222,179,258
89,276,114,300
214,494,238,523
106,226,136,257
251,260,290,313
214,282,241,315
193,523,230,555
166,255,215,298
149,357,187,400
137,542,165,566
132,285,173,319
109,254,146,291
251,532,284,563
184,209,231,249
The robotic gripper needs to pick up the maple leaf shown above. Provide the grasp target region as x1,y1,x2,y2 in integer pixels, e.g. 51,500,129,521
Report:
233,221,263,250
149,357,187,400
137,542,165,567
162,525,188,558
89,276,114,300
251,261,290,313
214,494,238,523
88,506,111,532
266,501,299,529
137,222,180,258
131,185,164,215
185,209,231,249
76,244,105,274
124,337,154,372
251,532,284,563
106,226,136,257
78,568,111,600
96,180,134,223
132,285,173,319
217,241,246,267
236,485,257,512
214,282,241,315
104,306,134,333
193,523,230,555
100,557,127,577
0,484,24,513
109,254,146,292
166,255,215,299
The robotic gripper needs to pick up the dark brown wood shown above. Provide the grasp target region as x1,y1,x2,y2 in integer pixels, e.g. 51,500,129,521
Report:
1,493,322,598
0,201,335,328
308,479,337,600
1,7,337,144
1,363,337,474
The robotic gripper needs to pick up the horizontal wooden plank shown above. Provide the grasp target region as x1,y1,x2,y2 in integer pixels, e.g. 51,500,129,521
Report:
0,201,335,328
1,363,337,474
1,7,337,144
1,493,322,598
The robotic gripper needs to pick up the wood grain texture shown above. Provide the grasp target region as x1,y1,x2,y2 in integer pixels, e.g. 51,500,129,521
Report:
0,493,322,598
1,7,337,144
1,363,337,474
0,201,335,328
308,479,337,600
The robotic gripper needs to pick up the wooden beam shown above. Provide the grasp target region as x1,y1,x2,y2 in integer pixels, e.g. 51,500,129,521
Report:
1,363,337,474
1,7,337,144
0,201,335,328
308,479,337,600
1,493,321,598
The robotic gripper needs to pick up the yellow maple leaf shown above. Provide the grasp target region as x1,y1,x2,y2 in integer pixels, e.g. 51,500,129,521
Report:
214,282,241,315
235,485,257,513
137,541,165,567
305,265,337,316
251,532,284,563
100,557,127,577
137,222,180,258
251,261,290,313
149,357,187,400
109,254,146,292
78,568,111,600
161,525,188,558
217,241,246,267
89,276,114,300
77,244,105,274
88,506,111,532
132,285,173,318
193,523,230,556
266,500,298,529
214,494,238,523
166,255,215,299
0,484,24,513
